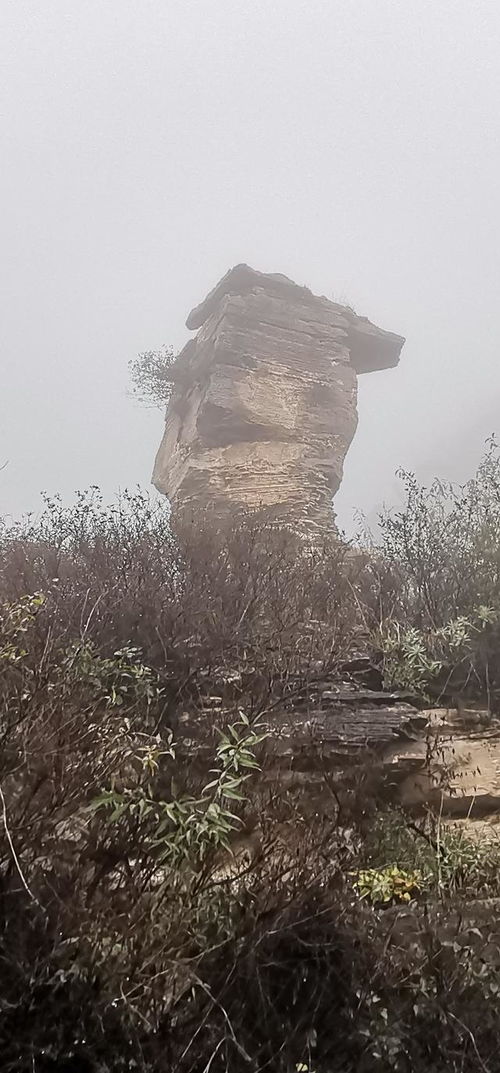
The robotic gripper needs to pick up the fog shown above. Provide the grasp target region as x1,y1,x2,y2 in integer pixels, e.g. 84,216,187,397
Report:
2,0,500,532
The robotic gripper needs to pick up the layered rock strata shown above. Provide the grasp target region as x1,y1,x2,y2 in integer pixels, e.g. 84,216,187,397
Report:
178,669,500,827
153,264,405,529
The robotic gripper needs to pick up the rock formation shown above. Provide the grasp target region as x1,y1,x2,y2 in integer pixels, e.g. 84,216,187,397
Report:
179,663,500,829
153,264,405,529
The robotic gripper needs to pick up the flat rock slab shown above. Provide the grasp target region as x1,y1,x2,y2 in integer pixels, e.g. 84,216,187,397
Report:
398,730,500,815
263,702,427,769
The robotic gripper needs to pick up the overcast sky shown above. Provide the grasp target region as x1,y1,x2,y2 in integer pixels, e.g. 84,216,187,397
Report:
2,0,500,532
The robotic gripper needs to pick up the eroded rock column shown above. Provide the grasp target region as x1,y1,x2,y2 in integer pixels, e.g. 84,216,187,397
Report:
153,264,404,530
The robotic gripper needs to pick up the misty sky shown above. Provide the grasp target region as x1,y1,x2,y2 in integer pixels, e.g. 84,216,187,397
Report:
3,0,500,533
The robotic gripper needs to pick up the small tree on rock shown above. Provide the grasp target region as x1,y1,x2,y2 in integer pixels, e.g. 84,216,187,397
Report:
129,344,176,408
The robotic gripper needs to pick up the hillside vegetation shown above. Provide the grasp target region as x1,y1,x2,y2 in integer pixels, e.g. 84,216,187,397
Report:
3,445,500,1071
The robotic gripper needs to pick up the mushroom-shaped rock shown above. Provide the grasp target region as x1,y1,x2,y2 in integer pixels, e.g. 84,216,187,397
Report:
153,265,405,529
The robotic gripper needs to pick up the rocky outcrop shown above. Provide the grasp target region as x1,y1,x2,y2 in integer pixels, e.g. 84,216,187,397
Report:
395,708,500,818
153,264,405,529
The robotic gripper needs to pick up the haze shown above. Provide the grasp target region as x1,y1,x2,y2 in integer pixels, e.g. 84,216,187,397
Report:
2,0,500,532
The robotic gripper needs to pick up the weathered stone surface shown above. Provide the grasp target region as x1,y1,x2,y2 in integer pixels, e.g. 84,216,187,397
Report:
397,726,500,816
177,672,429,799
263,700,427,769
176,659,500,826
153,264,405,529
262,701,500,823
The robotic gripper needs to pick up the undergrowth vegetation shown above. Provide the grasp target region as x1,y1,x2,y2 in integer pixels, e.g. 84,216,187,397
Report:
3,444,500,1069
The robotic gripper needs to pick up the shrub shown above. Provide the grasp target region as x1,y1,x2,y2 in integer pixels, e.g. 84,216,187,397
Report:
3,467,500,1069
376,440,500,701
129,344,176,408
0,496,369,1069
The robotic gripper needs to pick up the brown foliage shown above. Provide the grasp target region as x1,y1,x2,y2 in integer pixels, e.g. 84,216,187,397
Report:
2,486,500,1070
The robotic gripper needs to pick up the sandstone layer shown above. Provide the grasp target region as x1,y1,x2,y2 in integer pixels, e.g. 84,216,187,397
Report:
153,264,405,529
180,669,500,828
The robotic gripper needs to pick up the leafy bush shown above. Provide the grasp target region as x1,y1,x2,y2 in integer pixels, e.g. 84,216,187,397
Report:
90,713,266,867
378,607,498,695
364,808,500,899
380,439,500,624
376,440,500,701
353,864,424,905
